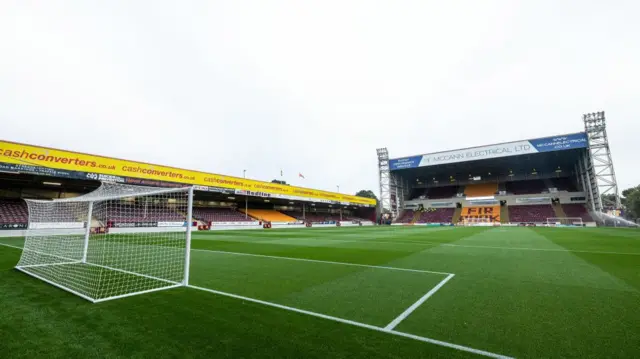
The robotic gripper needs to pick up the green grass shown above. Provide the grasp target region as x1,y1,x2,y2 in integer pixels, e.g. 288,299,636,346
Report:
1,226,639,358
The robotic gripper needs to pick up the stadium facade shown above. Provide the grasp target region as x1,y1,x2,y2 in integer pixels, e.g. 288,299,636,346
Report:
377,111,623,226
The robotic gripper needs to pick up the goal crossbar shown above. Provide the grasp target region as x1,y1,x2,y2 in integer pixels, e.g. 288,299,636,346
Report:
25,184,190,203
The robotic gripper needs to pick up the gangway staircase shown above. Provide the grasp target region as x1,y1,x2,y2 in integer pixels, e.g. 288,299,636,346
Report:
451,207,462,224
500,206,509,224
410,211,422,224
552,203,567,218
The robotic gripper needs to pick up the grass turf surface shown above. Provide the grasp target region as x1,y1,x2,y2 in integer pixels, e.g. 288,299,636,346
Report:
0,226,639,358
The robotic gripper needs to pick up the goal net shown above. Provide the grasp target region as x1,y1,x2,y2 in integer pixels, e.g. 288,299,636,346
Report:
545,217,584,227
15,182,194,303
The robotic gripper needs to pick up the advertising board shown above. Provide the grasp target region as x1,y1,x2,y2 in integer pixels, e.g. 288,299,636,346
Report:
390,133,588,170
0,140,375,206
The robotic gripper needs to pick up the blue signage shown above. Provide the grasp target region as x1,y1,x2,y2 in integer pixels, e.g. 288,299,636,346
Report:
389,132,588,171
528,133,588,152
389,155,422,170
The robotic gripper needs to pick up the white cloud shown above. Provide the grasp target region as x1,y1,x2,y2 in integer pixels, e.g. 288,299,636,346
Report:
0,0,638,194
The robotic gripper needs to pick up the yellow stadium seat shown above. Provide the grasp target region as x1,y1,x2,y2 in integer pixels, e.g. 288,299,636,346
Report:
240,209,297,222
464,183,498,197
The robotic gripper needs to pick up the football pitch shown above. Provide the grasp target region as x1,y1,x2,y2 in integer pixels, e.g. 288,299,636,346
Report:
1,226,639,359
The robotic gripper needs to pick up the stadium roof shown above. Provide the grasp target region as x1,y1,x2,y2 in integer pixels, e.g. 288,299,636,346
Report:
389,132,588,171
0,140,375,206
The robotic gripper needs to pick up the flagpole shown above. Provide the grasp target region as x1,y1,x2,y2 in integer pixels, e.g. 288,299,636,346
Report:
243,169,248,219
337,185,342,222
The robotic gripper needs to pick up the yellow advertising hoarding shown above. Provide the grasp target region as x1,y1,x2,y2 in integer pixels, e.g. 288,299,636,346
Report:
0,140,376,206
461,206,501,222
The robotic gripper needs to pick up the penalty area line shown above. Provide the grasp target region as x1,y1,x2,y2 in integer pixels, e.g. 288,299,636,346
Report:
438,243,640,256
0,242,23,250
0,243,456,274
188,284,514,359
384,273,455,331
191,248,452,275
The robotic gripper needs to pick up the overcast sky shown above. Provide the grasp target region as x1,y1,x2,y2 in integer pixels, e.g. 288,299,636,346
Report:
1,0,638,195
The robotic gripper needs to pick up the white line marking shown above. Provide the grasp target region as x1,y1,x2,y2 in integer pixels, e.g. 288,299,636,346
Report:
384,273,455,331
0,242,81,262
2,243,453,275
17,261,80,268
0,242,23,250
193,236,640,256
83,262,179,285
92,283,183,303
191,248,452,275
2,242,178,284
188,284,513,359
15,266,98,303
438,243,640,256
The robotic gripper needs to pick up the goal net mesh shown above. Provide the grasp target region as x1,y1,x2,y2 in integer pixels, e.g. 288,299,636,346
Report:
16,183,192,303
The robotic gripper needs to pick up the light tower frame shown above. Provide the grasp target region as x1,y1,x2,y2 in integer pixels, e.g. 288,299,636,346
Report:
583,111,622,211
376,148,395,218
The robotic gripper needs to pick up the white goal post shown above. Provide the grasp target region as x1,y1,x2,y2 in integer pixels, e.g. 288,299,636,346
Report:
15,182,194,303
545,217,584,227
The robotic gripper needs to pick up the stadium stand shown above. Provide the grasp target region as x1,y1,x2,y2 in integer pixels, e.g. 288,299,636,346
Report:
550,178,577,192
464,183,498,197
416,208,455,223
425,186,459,199
410,188,427,199
395,210,415,223
0,199,28,225
302,213,326,222
281,210,317,222
282,210,363,222
506,180,547,195
107,204,184,223
508,205,556,223
561,204,593,221
323,214,344,222
241,209,296,222
192,207,253,222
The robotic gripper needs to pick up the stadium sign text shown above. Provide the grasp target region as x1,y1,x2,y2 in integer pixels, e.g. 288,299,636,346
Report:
0,140,376,206
0,223,27,230
389,133,588,170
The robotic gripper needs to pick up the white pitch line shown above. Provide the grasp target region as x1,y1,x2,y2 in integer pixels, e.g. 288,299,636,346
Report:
188,284,513,359
194,236,640,256
438,243,640,256
2,243,453,275
1,243,450,274
0,242,80,262
3,238,513,357
384,273,455,331
17,261,80,268
191,248,452,275
0,242,23,250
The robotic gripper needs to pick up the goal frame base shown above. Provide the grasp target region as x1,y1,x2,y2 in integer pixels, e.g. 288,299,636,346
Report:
16,261,183,303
